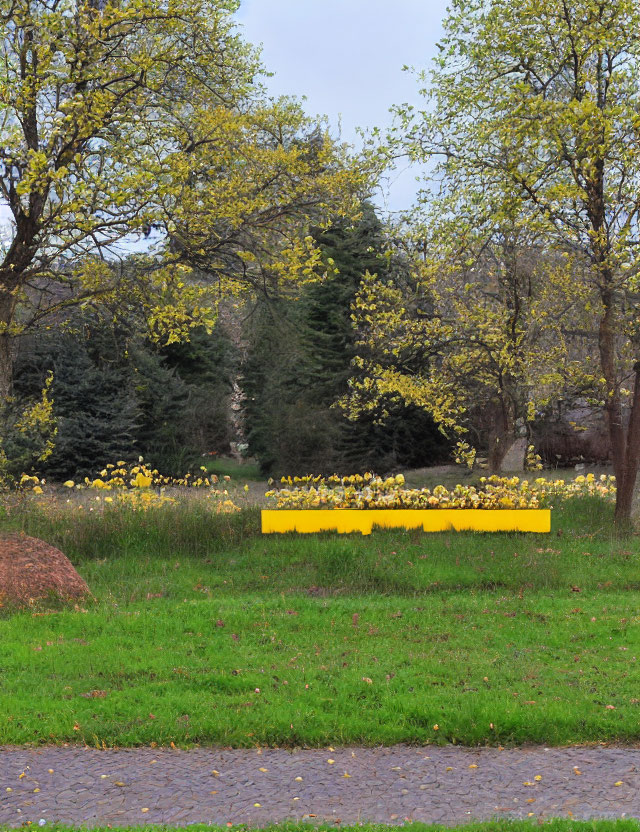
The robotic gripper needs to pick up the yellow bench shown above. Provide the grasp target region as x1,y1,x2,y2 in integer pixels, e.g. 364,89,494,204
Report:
261,508,550,535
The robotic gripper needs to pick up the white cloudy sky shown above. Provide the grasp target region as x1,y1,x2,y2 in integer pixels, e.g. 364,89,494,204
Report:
235,0,449,212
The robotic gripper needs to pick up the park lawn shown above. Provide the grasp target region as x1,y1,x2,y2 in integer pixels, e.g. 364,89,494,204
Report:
203,456,264,481
1,496,640,747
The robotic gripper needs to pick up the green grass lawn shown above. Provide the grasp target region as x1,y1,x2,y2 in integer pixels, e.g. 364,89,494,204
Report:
203,456,264,481
2,496,640,748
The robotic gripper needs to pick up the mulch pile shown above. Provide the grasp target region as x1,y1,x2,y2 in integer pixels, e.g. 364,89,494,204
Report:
0,533,91,607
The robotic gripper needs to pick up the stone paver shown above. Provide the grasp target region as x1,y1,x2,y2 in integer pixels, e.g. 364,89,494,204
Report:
2,745,640,827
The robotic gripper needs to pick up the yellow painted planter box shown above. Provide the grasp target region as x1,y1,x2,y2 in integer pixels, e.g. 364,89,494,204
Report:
261,509,550,535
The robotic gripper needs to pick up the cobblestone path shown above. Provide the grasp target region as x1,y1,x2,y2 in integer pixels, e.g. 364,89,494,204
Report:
2,745,640,827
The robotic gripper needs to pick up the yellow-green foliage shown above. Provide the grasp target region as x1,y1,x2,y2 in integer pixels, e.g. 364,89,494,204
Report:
389,0,640,520
266,472,616,510
0,373,57,488
343,239,592,464
13,372,57,463
0,0,372,392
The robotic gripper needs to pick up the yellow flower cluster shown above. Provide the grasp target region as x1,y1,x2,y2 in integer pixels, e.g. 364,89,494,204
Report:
265,472,616,510
16,459,242,513
64,459,224,491
19,474,45,495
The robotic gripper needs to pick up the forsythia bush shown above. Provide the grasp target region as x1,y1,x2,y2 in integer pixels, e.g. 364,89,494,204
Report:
265,472,616,510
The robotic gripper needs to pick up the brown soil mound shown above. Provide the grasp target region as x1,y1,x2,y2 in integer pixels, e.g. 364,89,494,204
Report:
0,533,91,606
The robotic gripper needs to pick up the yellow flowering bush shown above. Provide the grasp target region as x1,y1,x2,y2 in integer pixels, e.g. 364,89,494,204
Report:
265,472,616,510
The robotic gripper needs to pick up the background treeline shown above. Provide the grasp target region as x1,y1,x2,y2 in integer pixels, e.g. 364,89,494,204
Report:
8,205,451,481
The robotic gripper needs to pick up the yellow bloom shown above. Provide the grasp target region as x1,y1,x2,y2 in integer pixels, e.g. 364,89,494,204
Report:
132,472,153,488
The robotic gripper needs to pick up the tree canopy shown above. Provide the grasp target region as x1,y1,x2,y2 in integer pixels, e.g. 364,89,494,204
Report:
0,0,369,397
386,0,640,520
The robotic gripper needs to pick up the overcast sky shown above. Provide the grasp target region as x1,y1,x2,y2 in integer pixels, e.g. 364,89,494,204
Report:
235,0,449,213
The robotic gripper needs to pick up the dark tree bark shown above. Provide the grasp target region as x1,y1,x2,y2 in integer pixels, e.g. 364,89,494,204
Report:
0,289,18,399
613,362,640,526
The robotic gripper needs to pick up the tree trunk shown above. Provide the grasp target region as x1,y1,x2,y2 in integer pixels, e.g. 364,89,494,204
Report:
0,334,13,400
0,292,17,400
487,401,515,473
597,283,640,527
613,362,640,526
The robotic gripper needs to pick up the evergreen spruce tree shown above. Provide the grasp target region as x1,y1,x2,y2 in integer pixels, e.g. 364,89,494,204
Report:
14,319,139,479
13,315,236,479
243,205,451,476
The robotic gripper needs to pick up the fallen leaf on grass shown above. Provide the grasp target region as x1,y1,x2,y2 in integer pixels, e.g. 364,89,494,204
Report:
80,690,107,699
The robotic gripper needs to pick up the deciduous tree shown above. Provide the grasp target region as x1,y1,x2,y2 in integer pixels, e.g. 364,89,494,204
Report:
0,0,367,402
344,189,595,472
394,0,640,522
